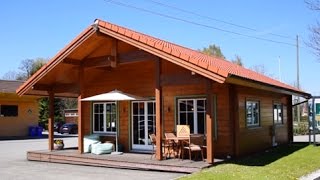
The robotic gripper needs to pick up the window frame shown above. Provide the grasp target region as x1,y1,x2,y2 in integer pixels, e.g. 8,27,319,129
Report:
177,97,206,134
273,103,283,125
245,100,260,127
92,102,117,134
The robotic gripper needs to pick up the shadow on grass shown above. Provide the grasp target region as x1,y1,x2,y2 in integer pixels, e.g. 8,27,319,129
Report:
223,142,309,167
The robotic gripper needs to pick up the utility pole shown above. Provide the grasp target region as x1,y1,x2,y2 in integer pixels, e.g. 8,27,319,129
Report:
297,35,300,123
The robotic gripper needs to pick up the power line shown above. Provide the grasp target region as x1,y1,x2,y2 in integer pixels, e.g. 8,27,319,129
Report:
103,0,297,47
148,0,294,40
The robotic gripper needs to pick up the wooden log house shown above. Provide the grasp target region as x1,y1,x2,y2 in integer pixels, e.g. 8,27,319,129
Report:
17,19,310,164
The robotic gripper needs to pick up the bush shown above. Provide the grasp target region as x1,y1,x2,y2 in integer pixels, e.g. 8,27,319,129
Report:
293,122,309,135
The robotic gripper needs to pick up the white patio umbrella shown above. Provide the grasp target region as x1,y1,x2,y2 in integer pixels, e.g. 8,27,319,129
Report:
81,90,147,155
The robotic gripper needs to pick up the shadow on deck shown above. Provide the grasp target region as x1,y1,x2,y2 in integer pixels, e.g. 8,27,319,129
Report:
27,149,223,173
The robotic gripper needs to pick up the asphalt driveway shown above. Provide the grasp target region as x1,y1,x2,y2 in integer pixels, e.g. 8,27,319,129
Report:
0,137,185,180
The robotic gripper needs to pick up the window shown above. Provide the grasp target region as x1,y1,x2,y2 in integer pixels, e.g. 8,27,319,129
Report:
177,98,206,134
0,105,18,117
93,102,117,133
246,101,260,127
273,103,283,124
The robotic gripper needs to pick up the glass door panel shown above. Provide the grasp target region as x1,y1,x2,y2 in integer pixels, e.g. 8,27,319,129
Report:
132,101,155,150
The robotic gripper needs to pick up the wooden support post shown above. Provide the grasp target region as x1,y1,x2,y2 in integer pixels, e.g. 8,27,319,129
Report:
155,58,163,160
206,80,214,164
230,85,240,157
287,95,293,143
78,67,84,153
48,91,54,151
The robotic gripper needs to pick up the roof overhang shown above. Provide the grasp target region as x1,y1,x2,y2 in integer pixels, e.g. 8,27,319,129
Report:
16,26,96,97
226,75,311,99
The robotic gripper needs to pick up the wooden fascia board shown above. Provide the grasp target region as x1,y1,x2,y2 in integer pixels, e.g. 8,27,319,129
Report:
98,27,226,83
226,75,311,98
16,27,96,96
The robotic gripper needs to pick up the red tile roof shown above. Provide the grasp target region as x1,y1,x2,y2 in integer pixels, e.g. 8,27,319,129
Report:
16,19,309,97
95,19,302,94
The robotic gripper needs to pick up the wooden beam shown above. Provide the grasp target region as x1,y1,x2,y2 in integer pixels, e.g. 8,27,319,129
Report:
206,80,214,164
118,50,158,65
48,91,54,151
63,50,156,69
82,56,113,68
33,84,51,91
33,83,79,94
110,39,118,68
63,58,82,66
155,58,163,160
78,67,84,154
53,84,79,94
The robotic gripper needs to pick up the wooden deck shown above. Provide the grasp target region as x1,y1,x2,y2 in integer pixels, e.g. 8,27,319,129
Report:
27,149,221,173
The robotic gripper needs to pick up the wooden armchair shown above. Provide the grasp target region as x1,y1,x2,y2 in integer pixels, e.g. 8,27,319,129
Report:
149,133,170,159
149,134,157,159
182,134,205,161
164,132,178,158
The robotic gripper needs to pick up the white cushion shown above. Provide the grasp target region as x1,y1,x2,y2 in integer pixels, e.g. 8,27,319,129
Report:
84,134,100,153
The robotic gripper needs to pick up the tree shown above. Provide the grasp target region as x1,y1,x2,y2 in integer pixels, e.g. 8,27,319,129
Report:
18,59,33,80
306,0,320,59
2,71,19,80
31,58,47,75
250,64,275,78
15,58,48,80
62,98,78,109
231,55,244,66
199,44,226,59
250,64,267,75
38,97,65,129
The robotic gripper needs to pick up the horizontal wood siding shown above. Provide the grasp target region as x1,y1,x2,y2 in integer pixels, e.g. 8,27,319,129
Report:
235,86,290,156
0,93,39,136
82,60,155,152
81,59,233,156
161,61,233,157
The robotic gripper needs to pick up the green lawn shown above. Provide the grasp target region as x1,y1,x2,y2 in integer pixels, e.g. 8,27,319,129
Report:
182,143,320,180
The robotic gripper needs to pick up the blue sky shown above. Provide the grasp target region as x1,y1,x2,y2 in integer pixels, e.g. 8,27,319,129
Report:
0,0,319,94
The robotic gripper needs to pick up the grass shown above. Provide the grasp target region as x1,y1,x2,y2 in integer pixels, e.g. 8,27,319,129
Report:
181,143,320,180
